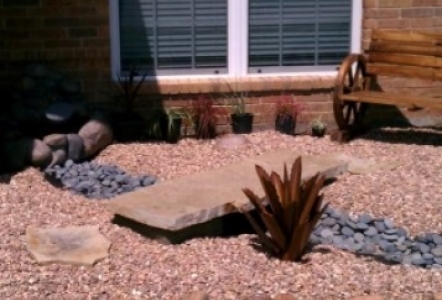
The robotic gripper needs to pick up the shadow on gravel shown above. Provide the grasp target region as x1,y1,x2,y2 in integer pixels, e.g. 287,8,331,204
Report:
0,173,12,184
360,127,442,147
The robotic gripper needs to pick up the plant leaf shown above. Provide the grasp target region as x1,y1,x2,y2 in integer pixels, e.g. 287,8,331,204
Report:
255,165,285,225
243,188,286,251
286,157,302,232
299,174,325,224
237,206,280,255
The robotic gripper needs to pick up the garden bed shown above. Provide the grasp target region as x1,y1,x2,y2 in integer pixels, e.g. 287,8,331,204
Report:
1,129,442,299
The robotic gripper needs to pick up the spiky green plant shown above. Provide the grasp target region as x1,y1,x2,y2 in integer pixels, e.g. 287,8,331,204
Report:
240,156,328,261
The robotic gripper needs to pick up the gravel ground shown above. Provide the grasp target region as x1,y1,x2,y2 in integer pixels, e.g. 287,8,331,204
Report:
1,128,442,300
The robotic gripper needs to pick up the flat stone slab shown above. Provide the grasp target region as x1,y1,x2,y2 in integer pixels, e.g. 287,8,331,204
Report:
334,154,400,175
25,225,110,266
106,150,348,232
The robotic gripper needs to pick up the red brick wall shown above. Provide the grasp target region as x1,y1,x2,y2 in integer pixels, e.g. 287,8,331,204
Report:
1,0,442,133
0,0,111,103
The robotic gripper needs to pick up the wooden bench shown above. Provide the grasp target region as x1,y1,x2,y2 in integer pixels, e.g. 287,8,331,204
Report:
331,29,442,142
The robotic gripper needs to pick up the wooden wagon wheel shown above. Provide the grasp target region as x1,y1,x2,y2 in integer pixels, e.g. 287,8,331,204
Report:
333,54,370,131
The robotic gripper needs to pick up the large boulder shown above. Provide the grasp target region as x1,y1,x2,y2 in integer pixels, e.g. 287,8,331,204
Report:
78,114,113,158
24,138,53,168
43,134,68,151
66,133,84,162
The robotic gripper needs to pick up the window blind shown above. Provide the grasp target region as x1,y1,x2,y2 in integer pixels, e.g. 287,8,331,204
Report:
119,0,228,75
248,0,352,72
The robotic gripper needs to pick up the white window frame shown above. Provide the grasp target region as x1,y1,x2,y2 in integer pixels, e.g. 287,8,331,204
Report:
109,0,362,81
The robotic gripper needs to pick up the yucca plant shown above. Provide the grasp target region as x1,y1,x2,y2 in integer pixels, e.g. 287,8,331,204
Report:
240,156,328,261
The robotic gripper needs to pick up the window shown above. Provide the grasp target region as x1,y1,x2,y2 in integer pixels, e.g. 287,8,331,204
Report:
110,0,362,78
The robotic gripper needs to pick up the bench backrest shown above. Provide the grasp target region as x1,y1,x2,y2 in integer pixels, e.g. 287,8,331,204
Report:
367,30,442,81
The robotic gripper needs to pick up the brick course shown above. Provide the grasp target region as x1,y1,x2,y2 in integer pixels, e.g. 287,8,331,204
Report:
0,0,441,132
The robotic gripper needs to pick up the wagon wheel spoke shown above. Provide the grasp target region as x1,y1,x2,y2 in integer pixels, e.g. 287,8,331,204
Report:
346,69,354,87
344,103,353,123
352,64,363,92
333,56,369,131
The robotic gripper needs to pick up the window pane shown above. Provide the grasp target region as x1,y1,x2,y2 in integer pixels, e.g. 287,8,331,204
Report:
249,0,351,71
119,0,228,75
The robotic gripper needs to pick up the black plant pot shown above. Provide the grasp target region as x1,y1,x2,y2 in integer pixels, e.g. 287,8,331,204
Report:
275,114,296,135
112,112,146,142
160,116,182,144
312,127,326,138
231,113,254,134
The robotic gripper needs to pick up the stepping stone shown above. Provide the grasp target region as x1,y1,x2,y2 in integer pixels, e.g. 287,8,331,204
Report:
333,154,400,175
106,150,348,243
214,134,251,149
25,225,110,266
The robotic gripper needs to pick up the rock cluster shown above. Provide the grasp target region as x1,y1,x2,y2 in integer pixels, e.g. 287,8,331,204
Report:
44,160,157,199
311,206,442,269
0,64,114,173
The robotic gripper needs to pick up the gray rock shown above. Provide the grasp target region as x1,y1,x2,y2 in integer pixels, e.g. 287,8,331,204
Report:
364,226,378,236
65,159,74,168
332,236,343,246
322,217,337,227
385,253,403,264
384,218,395,229
320,228,334,239
360,242,376,255
423,253,434,260
411,253,426,266
350,243,363,252
66,134,84,162
418,243,431,254
346,221,358,230
379,241,395,253
432,246,442,257
396,227,407,237
382,233,399,241
78,114,113,159
356,222,369,230
384,228,397,235
433,234,442,245
357,213,373,224
374,221,386,233
341,226,354,237
354,232,365,243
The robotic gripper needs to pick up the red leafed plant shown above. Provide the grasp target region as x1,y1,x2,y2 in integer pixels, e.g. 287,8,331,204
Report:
192,95,226,139
273,94,305,122
240,156,328,261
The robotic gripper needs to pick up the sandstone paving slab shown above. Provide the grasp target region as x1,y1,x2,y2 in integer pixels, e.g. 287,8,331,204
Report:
333,153,400,175
107,150,349,231
25,225,110,266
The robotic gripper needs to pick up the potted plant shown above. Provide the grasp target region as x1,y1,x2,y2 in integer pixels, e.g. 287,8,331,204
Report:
191,95,225,139
160,108,186,144
273,94,305,135
311,116,327,137
111,65,148,142
225,80,254,134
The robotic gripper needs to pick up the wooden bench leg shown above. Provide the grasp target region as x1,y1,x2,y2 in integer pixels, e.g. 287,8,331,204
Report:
330,126,370,143
330,130,352,143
